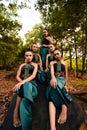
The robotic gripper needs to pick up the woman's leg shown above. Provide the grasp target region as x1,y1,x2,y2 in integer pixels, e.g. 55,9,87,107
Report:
49,101,56,130
58,105,67,124
13,96,21,127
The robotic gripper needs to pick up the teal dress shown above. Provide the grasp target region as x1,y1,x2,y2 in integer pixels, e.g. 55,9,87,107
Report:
40,38,50,70
46,55,55,83
17,64,38,130
33,54,45,83
46,61,73,107
48,55,55,63
32,54,40,64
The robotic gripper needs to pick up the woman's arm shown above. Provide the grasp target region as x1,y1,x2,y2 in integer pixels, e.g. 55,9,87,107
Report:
16,64,24,82
41,44,49,47
63,61,69,91
38,54,43,70
64,61,68,86
47,36,54,44
13,63,38,91
45,54,50,72
50,61,57,88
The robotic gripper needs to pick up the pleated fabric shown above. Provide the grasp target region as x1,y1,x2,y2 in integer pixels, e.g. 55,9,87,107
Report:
46,76,73,107
17,80,38,130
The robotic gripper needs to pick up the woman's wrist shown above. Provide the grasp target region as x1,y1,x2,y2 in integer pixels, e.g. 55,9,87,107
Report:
51,76,56,79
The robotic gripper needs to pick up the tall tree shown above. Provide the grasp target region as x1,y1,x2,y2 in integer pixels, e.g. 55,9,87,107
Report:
25,24,43,47
0,1,24,68
36,0,87,77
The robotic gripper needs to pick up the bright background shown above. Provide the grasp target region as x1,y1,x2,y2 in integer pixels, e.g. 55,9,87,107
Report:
18,0,41,37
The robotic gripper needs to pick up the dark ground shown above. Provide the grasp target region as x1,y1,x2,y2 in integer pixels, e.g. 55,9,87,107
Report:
0,83,49,130
0,81,87,130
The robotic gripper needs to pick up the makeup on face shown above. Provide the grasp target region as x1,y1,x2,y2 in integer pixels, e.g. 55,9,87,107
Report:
54,52,60,56
43,30,48,36
25,54,32,57
25,51,33,58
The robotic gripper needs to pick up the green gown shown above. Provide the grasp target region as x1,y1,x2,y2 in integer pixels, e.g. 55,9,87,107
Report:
16,63,38,130
46,61,73,107
40,38,50,70
45,55,55,83
33,54,45,83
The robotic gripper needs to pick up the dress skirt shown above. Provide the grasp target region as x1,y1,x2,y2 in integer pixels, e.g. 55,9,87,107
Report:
46,76,73,107
40,46,49,70
17,80,38,130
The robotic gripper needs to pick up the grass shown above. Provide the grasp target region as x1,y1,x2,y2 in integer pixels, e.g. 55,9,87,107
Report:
71,80,87,86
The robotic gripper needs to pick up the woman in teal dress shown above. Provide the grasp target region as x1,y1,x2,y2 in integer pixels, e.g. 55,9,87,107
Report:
45,43,56,72
31,42,45,83
40,28,54,70
13,49,38,130
46,49,73,130
45,43,56,83
31,42,43,70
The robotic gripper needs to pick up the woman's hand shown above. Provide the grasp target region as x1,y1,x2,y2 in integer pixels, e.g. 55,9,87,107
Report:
39,65,43,71
64,85,69,92
13,82,23,92
44,68,49,72
50,77,57,88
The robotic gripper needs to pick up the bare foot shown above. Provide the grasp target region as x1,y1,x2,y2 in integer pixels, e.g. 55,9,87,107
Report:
58,111,67,124
13,109,21,127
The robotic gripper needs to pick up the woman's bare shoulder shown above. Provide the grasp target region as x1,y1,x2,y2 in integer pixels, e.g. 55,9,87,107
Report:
50,60,57,65
20,63,26,67
31,62,37,67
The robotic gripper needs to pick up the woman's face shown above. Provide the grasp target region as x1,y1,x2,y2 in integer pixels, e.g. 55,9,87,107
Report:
25,51,33,63
32,44,38,53
54,50,62,60
43,29,48,37
49,44,55,52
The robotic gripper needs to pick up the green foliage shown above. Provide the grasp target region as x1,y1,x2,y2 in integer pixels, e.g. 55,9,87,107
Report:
71,80,87,86
0,0,26,69
0,0,30,10
0,42,18,68
25,24,43,46
36,0,87,76
66,58,82,70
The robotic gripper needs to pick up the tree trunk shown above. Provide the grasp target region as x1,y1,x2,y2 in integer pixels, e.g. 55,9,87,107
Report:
69,45,72,70
74,32,78,78
60,42,63,57
81,45,86,76
81,29,87,76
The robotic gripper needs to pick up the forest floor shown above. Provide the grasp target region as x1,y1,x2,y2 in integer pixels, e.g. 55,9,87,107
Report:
0,69,87,126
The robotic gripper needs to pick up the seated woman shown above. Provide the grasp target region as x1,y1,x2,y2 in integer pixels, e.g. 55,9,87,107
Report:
45,43,56,72
13,49,38,130
31,42,43,70
31,42,45,83
46,49,73,130
45,43,56,83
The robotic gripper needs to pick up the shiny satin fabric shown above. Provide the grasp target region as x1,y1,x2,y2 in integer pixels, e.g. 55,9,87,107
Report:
17,80,38,130
46,76,73,107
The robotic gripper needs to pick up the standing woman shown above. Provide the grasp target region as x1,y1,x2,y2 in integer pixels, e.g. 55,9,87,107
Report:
46,49,73,130
40,28,54,70
13,49,38,130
